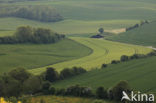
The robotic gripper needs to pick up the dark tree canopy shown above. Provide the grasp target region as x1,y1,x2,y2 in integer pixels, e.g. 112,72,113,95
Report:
98,28,104,34
0,26,65,44
0,5,63,22
45,67,59,82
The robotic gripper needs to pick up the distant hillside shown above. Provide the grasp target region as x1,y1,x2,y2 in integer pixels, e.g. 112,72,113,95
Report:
107,21,156,47
0,5,63,22
53,56,156,92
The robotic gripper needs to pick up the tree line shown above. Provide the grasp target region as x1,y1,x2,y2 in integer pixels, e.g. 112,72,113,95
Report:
0,67,131,103
126,20,149,31
0,26,65,44
0,5,63,22
101,50,156,68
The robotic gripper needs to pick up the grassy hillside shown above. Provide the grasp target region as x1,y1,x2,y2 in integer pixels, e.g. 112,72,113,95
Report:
0,0,156,34
107,21,156,47
14,0,156,20
0,39,92,74
30,37,152,74
26,95,113,103
0,18,138,34
53,56,156,92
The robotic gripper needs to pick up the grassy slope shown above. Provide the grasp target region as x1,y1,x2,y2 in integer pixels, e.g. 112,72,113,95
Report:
26,95,113,103
53,56,156,92
0,18,139,34
0,39,92,74
30,37,152,74
107,21,156,47
0,0,156,34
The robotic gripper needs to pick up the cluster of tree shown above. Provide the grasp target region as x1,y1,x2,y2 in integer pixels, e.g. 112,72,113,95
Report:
126,20,149,31
0,5,63,22
0,66,86,98
101,51,156,68
0,0,37,3
31,80,131,102
0,26,65,44
44,67,87,82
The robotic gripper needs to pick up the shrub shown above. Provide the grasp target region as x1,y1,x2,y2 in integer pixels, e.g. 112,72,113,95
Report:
56,88,66,96
66,85,93,97
96,86,108,99
101,64,107,68
120,55,129,62
49,86,56,95
45,67,59,82
111,60,120,64
60,67,86,79
60,68,74,79
147,51,156,56
9,68,31,83
130,54,146,59
110,80,131,101
42,81,51,95
23,76,42,94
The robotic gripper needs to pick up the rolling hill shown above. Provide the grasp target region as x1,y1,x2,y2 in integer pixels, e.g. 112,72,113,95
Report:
0,0,156,34
30,37,152,74
0,39,92,74
107,21,156,47
52,56,156,92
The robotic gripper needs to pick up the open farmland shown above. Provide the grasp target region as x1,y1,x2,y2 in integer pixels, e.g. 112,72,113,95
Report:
0,39,92,74
30,37,152,74
53,56,156,92
107,21,156,47
0,0,156,34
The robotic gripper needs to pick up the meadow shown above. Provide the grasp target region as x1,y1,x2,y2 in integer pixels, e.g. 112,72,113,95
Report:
0,0,156,34
107,21,156,47
30,37,152,74
0,39,92,74
53,56,156,92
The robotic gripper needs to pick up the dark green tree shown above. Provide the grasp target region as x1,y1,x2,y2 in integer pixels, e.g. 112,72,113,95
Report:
96,86,108,99
9,68,31,83
98,28,104,34
110,80,131,101
45,67,59,82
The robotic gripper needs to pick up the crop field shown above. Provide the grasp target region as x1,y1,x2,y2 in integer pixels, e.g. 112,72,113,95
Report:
107,21,156,47
30,37,152,74
0,18,139,35
26,95,113,103
0,0,156,34
53,56,156,92
0,39,92,74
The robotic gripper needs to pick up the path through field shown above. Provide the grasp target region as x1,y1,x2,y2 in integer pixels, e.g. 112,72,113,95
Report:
30,37,152,74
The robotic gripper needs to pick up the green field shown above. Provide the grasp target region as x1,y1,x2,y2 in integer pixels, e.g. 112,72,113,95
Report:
0,39,92,74
30,37,152,74
26,95,113,103
1,0,156,34
53,56,156,92
0,18,139,35
107,21,156,47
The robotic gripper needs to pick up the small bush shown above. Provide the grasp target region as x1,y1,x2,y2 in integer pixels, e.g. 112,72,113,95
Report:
56,88,66,96
96,86,108,99
120,55,129,62
109,80,131,101
111,60,120,64
101,64,107,68
66,85,93,97
49,86,56,95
